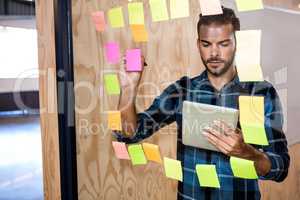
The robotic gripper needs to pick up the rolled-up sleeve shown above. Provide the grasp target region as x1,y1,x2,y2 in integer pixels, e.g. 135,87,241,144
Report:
114,77,187,144
259,86,290,182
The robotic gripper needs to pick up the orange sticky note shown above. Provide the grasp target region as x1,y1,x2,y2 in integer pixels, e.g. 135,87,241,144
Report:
108,111,122,131
130,25,148,42
91,11,106,32
112,141,130,160
142,143,162,163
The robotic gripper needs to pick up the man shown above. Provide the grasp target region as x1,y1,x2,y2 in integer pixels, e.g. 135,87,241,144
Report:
114,7,290,200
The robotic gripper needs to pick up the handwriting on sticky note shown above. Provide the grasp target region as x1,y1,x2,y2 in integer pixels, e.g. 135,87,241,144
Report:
112,141,130,160
108,111,122,131
235,0,263,12
235,30,263,82
142,143,162,163
126,49,142,72
105,42,120,64
199,0,223,16
196,164,220,188
104,74,120,95
128,144,147,165
149,0,169,22
230,156,258,179
91,11,106,32
130,25,148,42
128,2,145,25
239,96,269,145
108,7,125,28
163,157,183,181
170,0,189,19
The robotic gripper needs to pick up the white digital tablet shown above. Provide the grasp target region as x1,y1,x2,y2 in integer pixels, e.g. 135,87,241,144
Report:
182,101,239,152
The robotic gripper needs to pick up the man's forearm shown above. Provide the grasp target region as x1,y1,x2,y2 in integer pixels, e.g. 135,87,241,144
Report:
118,86,138,136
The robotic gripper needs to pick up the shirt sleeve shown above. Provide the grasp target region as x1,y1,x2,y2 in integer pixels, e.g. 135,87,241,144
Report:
114,77,187,144
259,86,290,182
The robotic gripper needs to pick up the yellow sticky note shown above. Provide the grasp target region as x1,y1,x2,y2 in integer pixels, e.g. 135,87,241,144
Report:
149,0,169,22
230,156,258,179
142,143,162,163
239,96,269,145
163,157,183,181
199,0,223,16
128,144,148,165
108,111,122,131
196,164,220,188
130,25,148,42
128,2,145,25
235,0,263,12
170,0,190,19
235,30,264,82
108,7,125,28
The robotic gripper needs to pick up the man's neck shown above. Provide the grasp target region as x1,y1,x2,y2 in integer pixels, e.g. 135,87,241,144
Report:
207,66,237,91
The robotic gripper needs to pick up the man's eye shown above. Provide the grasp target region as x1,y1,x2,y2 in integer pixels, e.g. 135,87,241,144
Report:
220,42,230,47
202,43,209,47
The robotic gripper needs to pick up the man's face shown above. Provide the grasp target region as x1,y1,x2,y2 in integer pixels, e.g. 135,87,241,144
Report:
197,23,236,77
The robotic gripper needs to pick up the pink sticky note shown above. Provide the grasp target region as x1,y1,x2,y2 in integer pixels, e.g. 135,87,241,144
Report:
105,42,120,64
91,11,106,32
126,49,142,72
112,141,130,160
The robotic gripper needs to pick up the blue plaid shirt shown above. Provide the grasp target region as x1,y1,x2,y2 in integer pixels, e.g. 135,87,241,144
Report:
115,70,290,200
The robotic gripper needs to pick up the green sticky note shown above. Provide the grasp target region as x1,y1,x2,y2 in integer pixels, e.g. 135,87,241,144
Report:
235,0,263,12
241,123,269,146
104,74,120,95
170,0,189,19
149,0,169,22
108,7,125,28
128,144,147,165
128,2,144,25
230,156,258,179
163,157,183,181
196,164,220,188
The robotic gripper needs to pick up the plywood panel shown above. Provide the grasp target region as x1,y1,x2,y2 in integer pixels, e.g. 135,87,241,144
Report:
72,0,202,199
36,0,61,199
259,143,300,200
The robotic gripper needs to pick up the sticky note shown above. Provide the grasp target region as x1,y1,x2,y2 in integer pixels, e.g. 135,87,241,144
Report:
128,144,147,165
130,25,148,42
108,7,125,28
199,0,223,16
196,164,220,188
170,0,190,19
112,141,130,160
149,0,169,22
108,111,122,131
126,49,142,72
91,11,106,32
104,74,120,95
105,42,120,64
163,157,183,181
235,30,264,82
142,143,162,163
128,2,145,25
239,96,269,145
230,156,258,179
235,0,263,12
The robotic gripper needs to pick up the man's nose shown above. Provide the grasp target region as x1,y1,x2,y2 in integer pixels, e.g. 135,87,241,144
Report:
210,45,220,57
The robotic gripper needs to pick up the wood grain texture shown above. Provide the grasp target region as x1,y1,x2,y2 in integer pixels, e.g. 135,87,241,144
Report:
72,0,202,199
264,0,300,11
36,0,61,199
259,143,300,200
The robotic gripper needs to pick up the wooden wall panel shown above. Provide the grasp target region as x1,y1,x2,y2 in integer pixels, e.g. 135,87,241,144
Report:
259,143,300,200
72,0,202,199
36,0,61,199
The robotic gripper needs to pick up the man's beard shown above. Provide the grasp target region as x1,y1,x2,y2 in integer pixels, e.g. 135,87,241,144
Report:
201,54,235,77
